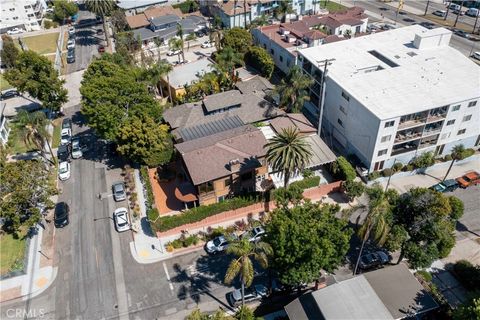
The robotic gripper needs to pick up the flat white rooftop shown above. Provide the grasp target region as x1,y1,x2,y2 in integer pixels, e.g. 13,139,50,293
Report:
299,25,480,120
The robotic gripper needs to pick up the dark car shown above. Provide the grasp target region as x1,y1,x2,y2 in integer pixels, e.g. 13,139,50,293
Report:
54,202,70,228
430,179,458,193
1,89,19,99
57,144,70,162
359,251,390,270
67,50,75,63
62,117,72,130
96,28,104,35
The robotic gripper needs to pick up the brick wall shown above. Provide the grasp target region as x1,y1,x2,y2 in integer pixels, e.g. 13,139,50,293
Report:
156,181,343,238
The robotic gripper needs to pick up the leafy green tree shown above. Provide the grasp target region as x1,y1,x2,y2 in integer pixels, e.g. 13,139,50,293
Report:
4,50,68,112
224,237,272,306
187,309,233,320
269,65,313,113
448,196,464,220
234,306,261,320
273,184,304,208
80,56,163,141
453,296,480,320
15,110,55,165
168,37,183,63
215,46,244,85
115,113,173,167
0,35,19,68
142,59,173,98
0,160,55,234
410,151,435,169
443,144,466,181
266,202,352,286
221,27,253,54
393,188,458,268
330,156,356,181
52,0,78,23
85,0,115,16
341,180,365,202
249,15,269,29
274,0,294,22
265,127,312,188
110,9,128,32
185,33,196,51
244,46,274,79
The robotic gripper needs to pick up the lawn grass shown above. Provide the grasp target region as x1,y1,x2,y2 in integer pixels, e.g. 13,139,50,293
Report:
321,1,347,13
0,228,27,275
52,119,62,149
0,73,13,91
19,32,59,55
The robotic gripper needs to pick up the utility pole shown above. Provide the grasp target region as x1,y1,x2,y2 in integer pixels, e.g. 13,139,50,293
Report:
316,58,335,137
424,0,430,16
473,11,479,34
384,159,397,192
394,0,404,25
453,0,465,27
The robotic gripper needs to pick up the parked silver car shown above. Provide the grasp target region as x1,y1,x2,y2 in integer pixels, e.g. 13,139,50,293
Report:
227,284,268,307
112,182,126,202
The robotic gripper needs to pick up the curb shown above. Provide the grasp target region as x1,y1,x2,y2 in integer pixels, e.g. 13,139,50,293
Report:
129,242,205,264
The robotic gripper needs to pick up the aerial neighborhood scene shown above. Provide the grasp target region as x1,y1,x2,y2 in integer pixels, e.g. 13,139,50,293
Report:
1,0,480,319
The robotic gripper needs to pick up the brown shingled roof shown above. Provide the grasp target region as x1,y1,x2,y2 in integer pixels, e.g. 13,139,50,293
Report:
126,14,149,29
144,5,183,19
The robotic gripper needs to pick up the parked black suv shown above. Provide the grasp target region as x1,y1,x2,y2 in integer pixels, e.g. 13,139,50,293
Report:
57,144,71,162
54,202,70,228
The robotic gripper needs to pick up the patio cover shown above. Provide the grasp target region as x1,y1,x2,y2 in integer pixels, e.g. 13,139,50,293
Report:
304,134,337,169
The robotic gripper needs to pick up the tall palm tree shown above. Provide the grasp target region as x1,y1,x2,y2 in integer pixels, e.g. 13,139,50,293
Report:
153,38,163,60
443,144,465,181
144,59,173,99
215,46,244,84
85,0,116,46
271,66,313,113
176,24,186,62
185,33,196,51
265,127,313,188
168,37,183,63
16,110,55,165
353,188,392,275
224,237,272,306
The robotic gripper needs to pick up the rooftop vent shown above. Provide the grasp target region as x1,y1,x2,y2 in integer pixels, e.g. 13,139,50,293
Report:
367,50,399,68
407,51,417,57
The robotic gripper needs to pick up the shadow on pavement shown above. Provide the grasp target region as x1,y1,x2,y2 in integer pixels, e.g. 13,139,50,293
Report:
456,221,480,237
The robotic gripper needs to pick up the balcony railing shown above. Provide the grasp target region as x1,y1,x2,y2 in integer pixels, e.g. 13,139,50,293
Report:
391,144,418,156
397,118,426,130
427,113,447,123
394,131,422,144
423,128,442,137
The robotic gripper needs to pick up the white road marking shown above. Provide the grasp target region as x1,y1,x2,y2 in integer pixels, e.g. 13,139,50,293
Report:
163,262,174,291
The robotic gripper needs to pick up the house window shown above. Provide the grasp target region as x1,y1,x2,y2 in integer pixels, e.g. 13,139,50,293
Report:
378,149,388,156
217,196,225,202
224,178,231,187
446,120,455,126
355,26,361,33
452,105,461,111
341,91,350,101
457,129,466,135
463,114,472,122
381,135,391,143
270,48,274,55
337,118,343,127
468,100,477,107
339,105,347,115
279,55,283,62
384,120,395,128
199,181,214,193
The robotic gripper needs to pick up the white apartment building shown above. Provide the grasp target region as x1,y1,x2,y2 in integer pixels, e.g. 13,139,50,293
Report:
298,25,480,172
0,103,11,146
0,0,46,33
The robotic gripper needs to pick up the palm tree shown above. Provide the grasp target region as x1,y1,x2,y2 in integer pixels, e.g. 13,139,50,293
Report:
265,127,313,188
215,46,244,84
275,0,294,23
16,110,55,165
176,24,186,62
353,188,392,275
168,37,183,63
85,0,116,46
144,59,173,99
153,38,163,60
443,144,465,181
209,29,223,51
270,66,313,113
224,237,272,306
185,33,196,51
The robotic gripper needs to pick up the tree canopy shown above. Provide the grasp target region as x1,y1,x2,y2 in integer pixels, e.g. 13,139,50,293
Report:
0,35,19,68
0,160,56,234
52,0,78,22
265,202,352,286
244,46,274,79
4,50,68,112
221,28,253,55
269,65,313,113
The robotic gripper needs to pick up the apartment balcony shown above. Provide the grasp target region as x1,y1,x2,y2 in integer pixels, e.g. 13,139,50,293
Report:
397,118,427,130
419,136,439,149
426,112,447,123
394,131,423,144
422,127,442,137
391,139,420,156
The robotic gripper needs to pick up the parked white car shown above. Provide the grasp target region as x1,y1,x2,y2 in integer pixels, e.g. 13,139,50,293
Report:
7,28,24,35
67,39,75,50
201,40,214,48
472,51,480,61
60,128,71,145
241,226,266,243
71,138,82,159
58,161,71,181
113,207,131,232
167,49,181,56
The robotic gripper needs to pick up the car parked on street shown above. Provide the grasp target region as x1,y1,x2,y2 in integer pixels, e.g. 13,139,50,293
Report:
358,250,390,270
453,29,470,38
241,226,266,243
98,45,105,53
113,207,131,232
205,235,237,254
433,10,447,17
67,50,76,64
167,49,182,56
1,89,19,99
71,138,83,159
7,28,24,35
54,202,70,228
201,40,214,48
57,144,70,162
68,26,75,36
62,117,72,130
67,39,76,50
60,128,72,145
112,182,126,202
456,171,480,188
473,51,480,60
227,284,268,307
430,179,459,193
466,8,479,17
58,161,71,181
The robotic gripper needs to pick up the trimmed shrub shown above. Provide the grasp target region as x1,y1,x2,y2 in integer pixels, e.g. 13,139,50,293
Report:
289,176,320,190
402,164,414,172
448,196,464,220
462,148,475,159
140,166,154,208
155,196,259,232
368,171,381,181
382,168,393,177
410,152,435,169
393,162,403,172
331,156,356,181
444,154,453,161
44,20,53,29
341,180,365,201
416,270,432,282
452,260,480,291
244,46,274,79
302,168,314,179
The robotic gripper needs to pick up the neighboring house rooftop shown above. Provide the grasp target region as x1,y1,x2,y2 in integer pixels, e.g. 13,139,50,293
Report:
166,58,214,90
270,113,317,135
285,264,438,320
150,14,181,27
235,75,274,97
174,115,245,142
299,25,480,120
117,0,168,10
176,125,267,185
132,25,177,41
203,90,244,113
126,5,184,29
126,14,149,29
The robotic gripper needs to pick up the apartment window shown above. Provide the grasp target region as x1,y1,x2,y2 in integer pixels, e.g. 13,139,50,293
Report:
263,44,266,49
198,182,214,193
279,55,283,62
12,17,18,20
378,149,388,156
217,196,225,202
339,105,347,115
468,101,477,107
457,129,466,135
381,135,391,143
452,105,461,111
224,178,231,188
9,8,15,11
463,114,472,122
337,118,343,127
446,120,455,126
341,91,350,101
270,48,274,55
384,120,395,128
441,132,451,140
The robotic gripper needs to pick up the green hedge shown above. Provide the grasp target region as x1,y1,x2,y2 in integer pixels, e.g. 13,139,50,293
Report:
172,0,198,13
140,166,154,208
290,176,320,190
154,196,259,232
332,156,356,181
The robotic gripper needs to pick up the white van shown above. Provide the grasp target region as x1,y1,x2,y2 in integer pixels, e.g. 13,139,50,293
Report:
466,8,479,17
449,3,461,11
